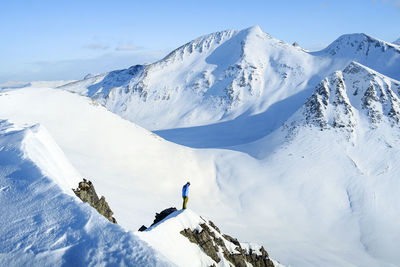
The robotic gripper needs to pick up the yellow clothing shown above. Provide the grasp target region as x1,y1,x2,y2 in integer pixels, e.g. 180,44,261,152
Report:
182,196,189,209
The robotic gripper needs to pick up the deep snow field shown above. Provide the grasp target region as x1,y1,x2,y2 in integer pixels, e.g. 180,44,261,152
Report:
1,85,399,266
1,26,400,266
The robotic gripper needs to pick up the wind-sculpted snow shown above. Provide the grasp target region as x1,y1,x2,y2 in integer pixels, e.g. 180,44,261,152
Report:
0,120,170,266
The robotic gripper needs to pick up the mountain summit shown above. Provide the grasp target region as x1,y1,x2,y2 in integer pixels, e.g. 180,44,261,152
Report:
60,26,320,131
60,28,400,138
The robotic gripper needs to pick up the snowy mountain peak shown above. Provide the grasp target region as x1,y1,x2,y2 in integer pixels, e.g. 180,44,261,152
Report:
319,33,400,57
243,25,265,35
291,61,400,133
157,25,269,66
59,28,400,133
158,29,237,65
61,26,316,130
393,37,400,45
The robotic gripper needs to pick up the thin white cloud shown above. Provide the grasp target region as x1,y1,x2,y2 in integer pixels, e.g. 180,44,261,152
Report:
115,45,141,51
0,50,168,83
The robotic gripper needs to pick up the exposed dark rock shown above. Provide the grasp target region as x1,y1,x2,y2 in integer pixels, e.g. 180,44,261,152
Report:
208,220,221,233
180,223,221,263
223,234,240,247
138,225,147,232
180,222,274,267
150,207,177,227
73,179,117,223
138,207,178,231
303,80,330,129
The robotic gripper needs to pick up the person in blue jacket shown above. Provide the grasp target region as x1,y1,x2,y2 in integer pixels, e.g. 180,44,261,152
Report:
182,182,190,209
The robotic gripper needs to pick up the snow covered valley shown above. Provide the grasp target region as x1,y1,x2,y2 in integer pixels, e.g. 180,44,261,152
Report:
1,26,400,266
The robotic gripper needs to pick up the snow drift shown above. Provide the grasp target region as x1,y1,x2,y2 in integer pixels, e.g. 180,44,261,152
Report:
0,120,169,266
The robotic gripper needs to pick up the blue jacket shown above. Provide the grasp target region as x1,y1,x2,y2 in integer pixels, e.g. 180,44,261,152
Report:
182,184,189,197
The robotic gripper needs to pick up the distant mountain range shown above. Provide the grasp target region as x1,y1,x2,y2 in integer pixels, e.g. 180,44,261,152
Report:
60,27,400,133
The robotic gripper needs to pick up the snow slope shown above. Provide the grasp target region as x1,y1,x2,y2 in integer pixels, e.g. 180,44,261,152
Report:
215,63,400,266
1,81,400,266
60,28,400,150
0,120,169,266
138,209,282,267
392,37,400,45
139,209,228,267
0,87,221,231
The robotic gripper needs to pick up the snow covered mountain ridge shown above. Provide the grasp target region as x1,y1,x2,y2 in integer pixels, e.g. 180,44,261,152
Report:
286,61,400,137
60,26,400,136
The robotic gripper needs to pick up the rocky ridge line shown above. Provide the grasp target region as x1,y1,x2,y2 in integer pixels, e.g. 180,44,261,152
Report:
180,220,274,267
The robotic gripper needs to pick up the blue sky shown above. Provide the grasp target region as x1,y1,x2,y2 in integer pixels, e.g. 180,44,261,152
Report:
1,0,399,83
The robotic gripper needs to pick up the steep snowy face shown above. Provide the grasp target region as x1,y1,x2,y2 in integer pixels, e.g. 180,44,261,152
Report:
290,61,400,134
315,33,400,80
0,120,170,266
61,26,321,130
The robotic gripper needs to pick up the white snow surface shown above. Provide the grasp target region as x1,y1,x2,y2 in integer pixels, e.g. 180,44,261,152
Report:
1,80,400,266
2,27,400,267
0,120,170,266
138,209,220,267
392,37,400,45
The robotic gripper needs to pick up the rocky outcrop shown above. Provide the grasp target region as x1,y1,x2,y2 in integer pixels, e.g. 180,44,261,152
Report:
73,179,117,223
180,221,274,267
138,207,177,231
151,207,177,226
